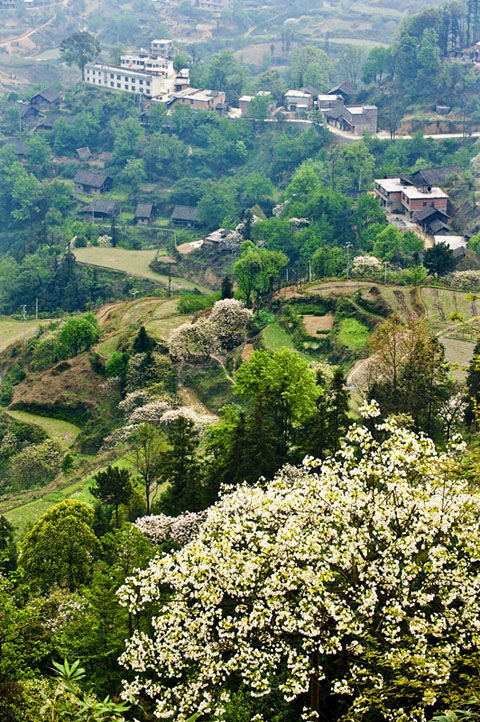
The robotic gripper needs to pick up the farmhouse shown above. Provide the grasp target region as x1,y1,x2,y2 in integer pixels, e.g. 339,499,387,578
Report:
30,87,62,111
284,90,313,114
134,202,154,226
374,177,448,217
78,199,119,221
73,170,113,195
75,147,92,160
412,206,451,235
327,81,357,103
170,88,226,111
171,205,200,227
150,39,174,58
434,234,467,258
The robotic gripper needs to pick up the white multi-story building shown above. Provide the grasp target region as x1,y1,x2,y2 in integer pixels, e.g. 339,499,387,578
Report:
150,39,174,58
84,58,189,99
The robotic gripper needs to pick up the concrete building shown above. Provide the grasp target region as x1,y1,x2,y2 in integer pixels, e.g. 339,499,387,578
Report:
150,39,174,58
374,178,448,217
84,62,168,98
284,90,313,114
170,88,226,111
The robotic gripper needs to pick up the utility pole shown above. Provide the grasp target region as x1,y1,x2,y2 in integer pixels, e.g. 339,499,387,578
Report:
21,304,27,344
131,289,138,325
308,259,312,283
35,297,38,321
384,261,388,284
345,242,352,280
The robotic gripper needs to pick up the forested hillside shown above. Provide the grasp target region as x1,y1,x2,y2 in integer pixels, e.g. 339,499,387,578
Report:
4,0,480,720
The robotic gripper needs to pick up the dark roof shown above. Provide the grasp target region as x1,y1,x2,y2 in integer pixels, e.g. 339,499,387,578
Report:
79,199,119,215
73,170,110,188
38,113,61,128
13,102,38,118
325,106,345,120
429,218,450,234
328,81,357,96
31,86,61,104
303,85,322,98
171,204,198,222
413,206,449,222
135,202,153,218
408,166,462,188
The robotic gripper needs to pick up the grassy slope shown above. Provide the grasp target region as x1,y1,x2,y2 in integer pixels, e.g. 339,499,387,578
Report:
74,247,211,293
0,317,43,352
6,409,80,449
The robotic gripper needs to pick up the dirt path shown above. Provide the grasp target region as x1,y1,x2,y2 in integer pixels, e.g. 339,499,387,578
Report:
393,290,413,319
211,354,234,383
0,0,71,48
245,8,288,37
471,300,479,328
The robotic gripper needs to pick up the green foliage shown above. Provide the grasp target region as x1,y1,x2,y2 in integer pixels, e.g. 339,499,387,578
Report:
177,293,219,314
55,313,100,359
60,32,101,72
90,466,133,527
20,500,100,592
424,242,457,277
105,351,128,379
233,241,287,307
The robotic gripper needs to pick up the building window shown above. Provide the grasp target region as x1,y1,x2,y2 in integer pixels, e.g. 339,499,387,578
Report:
117,83,121,88
110,82,114,87
423,202,427,206
110,73,114,79
117,75,121,80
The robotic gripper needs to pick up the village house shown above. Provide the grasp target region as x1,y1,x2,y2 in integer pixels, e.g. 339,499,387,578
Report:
30,86,62,112
202,228,240,251
327,81,357,103
434,234,467,258
195,0,229,9
36,113,61,131
9,101,40,127
316,93,343,112
374,177,448,217
75,147,92,161
78,199,119,222
412,206,451,235
134,202,154,226
284,90,313,115
171,205,200,227
170,88,226,111
73,170,113,195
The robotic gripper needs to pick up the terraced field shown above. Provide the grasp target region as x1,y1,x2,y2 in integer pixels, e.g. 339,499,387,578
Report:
0,316,42,353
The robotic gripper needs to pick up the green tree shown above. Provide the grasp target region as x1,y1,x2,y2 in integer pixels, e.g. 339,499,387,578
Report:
55,313,101,358
234,348,318,457
112,117,144,166
233,242,287,307
289,46,330,89
247,93,271,121
0,515,16,572
424,242,457,276
20,500,100,592
159,415,203,515
311,245,345,278
91,465,133,527
60,31,101,75
119,158,146,197
132,325,155,354
131,423,166,514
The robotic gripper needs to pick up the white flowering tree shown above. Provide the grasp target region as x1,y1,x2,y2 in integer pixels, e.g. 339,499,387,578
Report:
118,403,480,722
352,254,382,278
209,299,252,351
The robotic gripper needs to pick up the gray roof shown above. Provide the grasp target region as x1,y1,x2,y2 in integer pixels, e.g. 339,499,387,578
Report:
328,81,357,96
31,86,61,104
73,170,111,188
171,204,198,221
325,106,345,120
413,206,449,222
135,202,153,218
79,199,119,215
429,218,450,234
38,113,61,128
408,166,462,188
12,102,38,118
4,138,28,155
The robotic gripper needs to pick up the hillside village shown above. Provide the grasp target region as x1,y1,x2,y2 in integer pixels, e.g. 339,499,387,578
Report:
4,1,480,721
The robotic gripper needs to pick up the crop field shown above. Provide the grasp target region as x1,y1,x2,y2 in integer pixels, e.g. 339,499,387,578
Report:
261,322,295,352
337,318,370,349
74,247,210,292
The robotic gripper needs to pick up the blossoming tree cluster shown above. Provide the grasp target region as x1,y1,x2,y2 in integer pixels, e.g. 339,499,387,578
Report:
169,298,252,360
118,403,480,722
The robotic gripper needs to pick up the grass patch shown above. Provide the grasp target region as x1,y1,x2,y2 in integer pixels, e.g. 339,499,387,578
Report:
0,317,42,351
74,247,211,292
261,323,295,352
337,318,370,350
6,409,80,449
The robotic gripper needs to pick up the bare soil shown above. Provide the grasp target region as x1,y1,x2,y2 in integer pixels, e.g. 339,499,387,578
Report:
302,313,334,335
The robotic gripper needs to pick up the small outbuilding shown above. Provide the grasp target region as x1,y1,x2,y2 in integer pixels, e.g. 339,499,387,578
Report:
134,202,154,226
75,147,92,160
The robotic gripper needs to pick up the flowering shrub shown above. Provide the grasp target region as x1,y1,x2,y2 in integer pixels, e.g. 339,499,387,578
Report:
128,400,170,426
352,254,382,277
134,511,207,546
118,403,480,722
443,270,480,291
118,391,152,416
168,299,251,359
8,439,62,490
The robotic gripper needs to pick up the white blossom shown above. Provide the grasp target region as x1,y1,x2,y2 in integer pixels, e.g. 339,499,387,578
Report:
118,412,480,721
